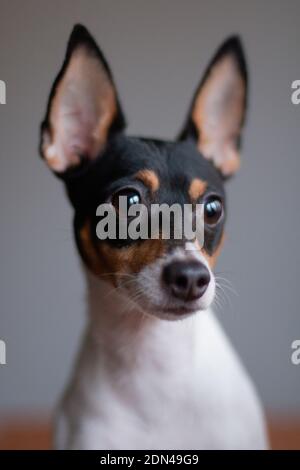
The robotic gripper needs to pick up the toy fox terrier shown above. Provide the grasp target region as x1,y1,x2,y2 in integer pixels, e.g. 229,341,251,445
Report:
40,24,268,449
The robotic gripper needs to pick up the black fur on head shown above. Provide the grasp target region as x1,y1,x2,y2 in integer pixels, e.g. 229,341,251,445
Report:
39,24,248,273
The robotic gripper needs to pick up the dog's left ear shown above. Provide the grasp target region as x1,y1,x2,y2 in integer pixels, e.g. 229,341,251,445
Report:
40,24,125,174
179,36,248,177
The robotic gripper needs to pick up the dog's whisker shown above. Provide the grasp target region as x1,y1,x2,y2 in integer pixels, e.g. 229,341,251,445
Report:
215,276,238,297
215,280,235,312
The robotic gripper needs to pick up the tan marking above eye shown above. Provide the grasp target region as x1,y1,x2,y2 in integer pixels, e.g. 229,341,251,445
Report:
188,178,207,201
79,218,165,285
135,169,160,193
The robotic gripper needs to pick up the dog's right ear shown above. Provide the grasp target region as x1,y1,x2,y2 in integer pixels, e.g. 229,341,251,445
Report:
40,24,125,174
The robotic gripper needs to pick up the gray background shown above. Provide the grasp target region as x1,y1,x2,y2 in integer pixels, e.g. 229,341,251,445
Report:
0,0,299,414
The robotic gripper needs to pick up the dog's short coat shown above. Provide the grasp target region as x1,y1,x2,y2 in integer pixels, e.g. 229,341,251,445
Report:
40,24,268,449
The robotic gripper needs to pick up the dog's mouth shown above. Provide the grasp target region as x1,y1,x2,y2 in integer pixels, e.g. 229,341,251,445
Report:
164,306,197,314
135,302,201,321
159,302,201,316
152,298,213,319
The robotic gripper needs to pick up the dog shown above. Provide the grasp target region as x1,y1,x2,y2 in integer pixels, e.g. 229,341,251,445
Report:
39,24,268,449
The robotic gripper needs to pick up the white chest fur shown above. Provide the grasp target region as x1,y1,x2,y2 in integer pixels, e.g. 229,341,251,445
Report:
55,274,268,450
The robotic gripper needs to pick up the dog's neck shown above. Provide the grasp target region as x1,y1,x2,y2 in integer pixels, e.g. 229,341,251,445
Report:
83,270,201,374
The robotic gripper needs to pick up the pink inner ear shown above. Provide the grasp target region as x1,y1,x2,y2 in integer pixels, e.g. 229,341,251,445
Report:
42,46,116,173
193,55,245,176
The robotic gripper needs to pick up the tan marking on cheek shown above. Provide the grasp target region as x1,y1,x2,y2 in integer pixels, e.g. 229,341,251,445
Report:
199,233,226,269
97,239,165,281
135,169,160,193
79,220,165,285
188,178,207,201
79,220,107,277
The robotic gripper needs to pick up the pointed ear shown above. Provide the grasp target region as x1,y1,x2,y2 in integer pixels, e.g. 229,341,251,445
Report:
179,36,248,177
40,24,125,174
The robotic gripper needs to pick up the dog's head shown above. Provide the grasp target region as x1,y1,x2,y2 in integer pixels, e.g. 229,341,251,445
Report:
40,25,247,319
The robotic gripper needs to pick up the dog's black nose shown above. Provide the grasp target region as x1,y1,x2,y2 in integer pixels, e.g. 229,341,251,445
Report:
162,260,210,301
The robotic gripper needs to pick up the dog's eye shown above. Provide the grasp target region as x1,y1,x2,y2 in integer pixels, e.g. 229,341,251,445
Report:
112,188,141,215
204,197,223,225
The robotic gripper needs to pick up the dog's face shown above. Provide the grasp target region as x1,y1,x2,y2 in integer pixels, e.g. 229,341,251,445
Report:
40,25,247,319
